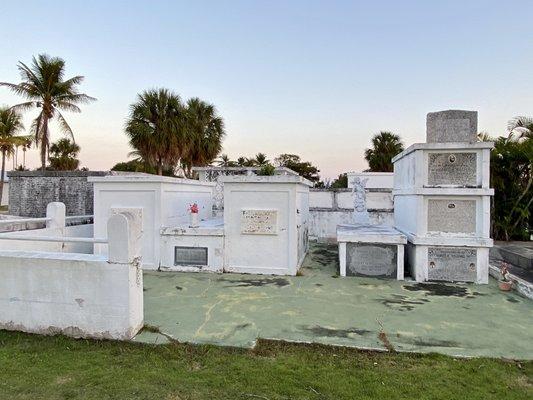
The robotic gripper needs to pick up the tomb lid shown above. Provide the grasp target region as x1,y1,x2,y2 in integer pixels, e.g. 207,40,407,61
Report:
392,142,494,163
337,224,407,244
88,173,215,186
220,175,313,187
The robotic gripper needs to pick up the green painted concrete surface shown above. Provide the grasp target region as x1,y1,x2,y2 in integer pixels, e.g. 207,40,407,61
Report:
136,242,533,359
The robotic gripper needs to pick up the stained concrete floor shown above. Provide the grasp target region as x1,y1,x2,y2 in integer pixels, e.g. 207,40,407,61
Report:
135,242,533,359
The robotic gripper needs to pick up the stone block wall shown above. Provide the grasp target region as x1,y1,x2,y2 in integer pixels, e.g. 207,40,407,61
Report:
7,171,110,217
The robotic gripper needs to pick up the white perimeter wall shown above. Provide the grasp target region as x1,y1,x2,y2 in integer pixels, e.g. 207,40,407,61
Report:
0,224,94,253
0,250,143,340
308,189,394,240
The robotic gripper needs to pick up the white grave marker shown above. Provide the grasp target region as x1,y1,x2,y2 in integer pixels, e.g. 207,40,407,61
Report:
241,209,278,235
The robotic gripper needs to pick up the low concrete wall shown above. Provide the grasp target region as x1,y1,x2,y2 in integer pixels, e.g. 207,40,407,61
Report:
0,210,144,340
309,189,394,241
7,170,110,217
0,251,142,339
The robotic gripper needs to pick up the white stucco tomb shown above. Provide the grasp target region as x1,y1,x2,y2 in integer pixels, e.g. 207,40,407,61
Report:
89,173,215,269
393,110,494,284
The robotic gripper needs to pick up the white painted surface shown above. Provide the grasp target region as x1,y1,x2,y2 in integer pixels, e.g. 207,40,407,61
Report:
309,190,333,208
0,210,144,340
346,172,393,189
90,174,214,269
222,175,311,275
309,210,394,241
393,142,493,190
308,189,394,240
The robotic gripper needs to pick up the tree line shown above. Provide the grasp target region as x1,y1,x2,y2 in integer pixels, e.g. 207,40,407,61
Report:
0,54,530,240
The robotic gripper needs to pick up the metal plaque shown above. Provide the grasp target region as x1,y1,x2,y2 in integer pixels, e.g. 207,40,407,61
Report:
174,246,208,266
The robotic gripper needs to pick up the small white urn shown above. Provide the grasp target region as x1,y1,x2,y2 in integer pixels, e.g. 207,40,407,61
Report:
189,212,199,228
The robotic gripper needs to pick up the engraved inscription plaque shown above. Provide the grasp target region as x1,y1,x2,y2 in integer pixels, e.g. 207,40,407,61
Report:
241,209,278,235
174,246,208,266
427,152,477,186
427,199,476,234
346,243,397,277
427,247,477,282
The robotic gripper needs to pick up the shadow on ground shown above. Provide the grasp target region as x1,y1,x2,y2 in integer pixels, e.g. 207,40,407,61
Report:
135,242,533,359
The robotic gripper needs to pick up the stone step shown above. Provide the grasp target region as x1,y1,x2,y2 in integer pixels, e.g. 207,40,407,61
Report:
493,242,533,271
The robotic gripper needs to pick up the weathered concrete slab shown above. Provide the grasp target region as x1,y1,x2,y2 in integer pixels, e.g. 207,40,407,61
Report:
426,110,478,143
136,242,533,360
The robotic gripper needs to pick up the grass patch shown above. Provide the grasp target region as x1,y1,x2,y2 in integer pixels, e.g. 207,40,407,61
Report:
0,330,531,399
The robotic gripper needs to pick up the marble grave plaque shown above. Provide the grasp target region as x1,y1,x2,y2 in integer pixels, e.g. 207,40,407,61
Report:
427,152,477,186
241,209,278,235
427,247,477,282
427,199,476,234
346,243,397,278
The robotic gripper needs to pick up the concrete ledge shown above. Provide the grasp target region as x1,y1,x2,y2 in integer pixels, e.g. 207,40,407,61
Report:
221,175,313,187
392,142,494,163
395,229,493,247
337,224,407,244
393,188,494,196
88,173,215,186
7,170,109,178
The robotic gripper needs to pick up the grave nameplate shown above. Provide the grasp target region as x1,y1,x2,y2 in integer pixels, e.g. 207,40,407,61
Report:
241,209,278,235
427,199,476,234
427,152,477,186
427,247,477,282
346,243,397,277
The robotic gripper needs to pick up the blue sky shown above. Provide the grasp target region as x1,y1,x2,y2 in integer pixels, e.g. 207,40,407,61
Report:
1,0,532,179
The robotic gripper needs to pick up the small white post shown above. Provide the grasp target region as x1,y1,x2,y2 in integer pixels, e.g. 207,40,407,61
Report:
107,209,142,264
46,202,66,230
397,244,405,280
339,242,347,277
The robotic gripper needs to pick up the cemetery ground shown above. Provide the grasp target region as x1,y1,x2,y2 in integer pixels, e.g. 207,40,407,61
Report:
137,243,533,360
1,242,532,399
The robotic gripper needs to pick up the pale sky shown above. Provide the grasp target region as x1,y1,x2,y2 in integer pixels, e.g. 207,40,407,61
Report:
1,1,532,180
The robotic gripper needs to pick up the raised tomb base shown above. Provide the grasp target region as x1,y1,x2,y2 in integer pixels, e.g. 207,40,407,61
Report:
406,243,490,284
337,224,407,280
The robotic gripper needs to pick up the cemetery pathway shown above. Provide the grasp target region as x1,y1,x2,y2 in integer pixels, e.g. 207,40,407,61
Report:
135,242,533,360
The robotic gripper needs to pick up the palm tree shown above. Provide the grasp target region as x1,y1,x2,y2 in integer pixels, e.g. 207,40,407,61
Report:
0,107,29,202
217,154,236,167
181,98,225,177
255,152,269,166
0,54,95,170
49,138,80,170
364,131,404,172
125,89,186,175
508,116,533,141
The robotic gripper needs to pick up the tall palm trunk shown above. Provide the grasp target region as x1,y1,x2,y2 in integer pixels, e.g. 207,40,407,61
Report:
0,150,6,206
40,118,49,171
